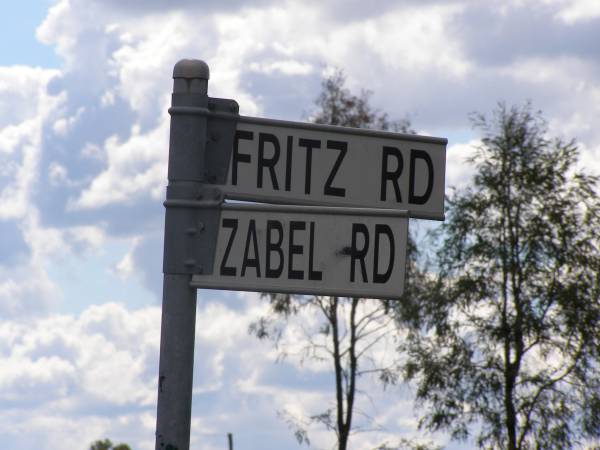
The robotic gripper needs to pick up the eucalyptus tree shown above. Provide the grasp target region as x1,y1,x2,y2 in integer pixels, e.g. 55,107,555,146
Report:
403,103,600,450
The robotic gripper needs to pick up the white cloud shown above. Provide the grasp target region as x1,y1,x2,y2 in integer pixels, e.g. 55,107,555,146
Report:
20,209,108,263
114,240,137,280
363,4,470,78
496,55,600,171
544,0,600,23
108,15,189,117
574,141,600,178
0,263,61,318
0,303,159,416
502,55,594,89
249,60,314,76
0,66,61,220
81,142,105,161
67,225,107,249
0,205,108,319
0,66,60,127
100,89,116,107
70,121,169,209
36,0,107,70
47,161,69,185
0,355,76,402
445,139,479,191
52,106,84,136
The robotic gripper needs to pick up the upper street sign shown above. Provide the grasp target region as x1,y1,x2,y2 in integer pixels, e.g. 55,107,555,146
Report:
221,115,447,220
190,203,408,300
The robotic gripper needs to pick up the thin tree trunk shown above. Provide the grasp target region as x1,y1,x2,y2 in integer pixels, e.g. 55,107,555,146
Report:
329,297,348,450
499,166,518,450
504,361,518,450
344,298,359,444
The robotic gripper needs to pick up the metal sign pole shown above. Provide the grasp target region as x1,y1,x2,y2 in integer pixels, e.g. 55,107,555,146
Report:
155,59,210,450
153,57,444,448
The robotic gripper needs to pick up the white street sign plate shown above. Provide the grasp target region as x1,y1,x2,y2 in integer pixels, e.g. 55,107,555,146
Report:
222,116,447,220
190,203,408,299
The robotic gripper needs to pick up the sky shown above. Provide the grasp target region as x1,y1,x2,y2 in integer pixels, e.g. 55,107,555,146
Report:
1,1,600,449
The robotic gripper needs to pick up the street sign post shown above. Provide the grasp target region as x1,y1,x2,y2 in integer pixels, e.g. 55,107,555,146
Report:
190,203,408,299
155,58,447,450
223,115,447,220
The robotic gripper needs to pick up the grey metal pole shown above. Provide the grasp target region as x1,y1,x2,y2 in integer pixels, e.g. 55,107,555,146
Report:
155,59,210,450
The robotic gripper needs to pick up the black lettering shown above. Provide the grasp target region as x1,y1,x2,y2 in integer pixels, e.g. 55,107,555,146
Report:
266,220,284,278
350,223,369,282
241,220,261,277
258,132,280,190
220,218,238,276
409,149,434,205
298,138,320,195
288,221,305,280
373,224,394,283
232,130,253,185
380,146,403,202
308,221,323,281
324,140,347,197
285,136,293,191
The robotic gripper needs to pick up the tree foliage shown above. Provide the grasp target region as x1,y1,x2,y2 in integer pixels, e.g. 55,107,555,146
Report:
90,439,132,450
402,103,600,450
311,69,414,134
250,69,419,450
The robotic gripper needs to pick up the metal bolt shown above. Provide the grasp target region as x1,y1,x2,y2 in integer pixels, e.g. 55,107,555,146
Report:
198,222,205,232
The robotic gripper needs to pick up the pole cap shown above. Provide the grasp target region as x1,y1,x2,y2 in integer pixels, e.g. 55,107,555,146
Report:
173,59,209,80
173,59,209,94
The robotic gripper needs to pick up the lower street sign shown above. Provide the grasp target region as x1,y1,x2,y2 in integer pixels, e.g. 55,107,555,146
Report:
190,203,408,299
